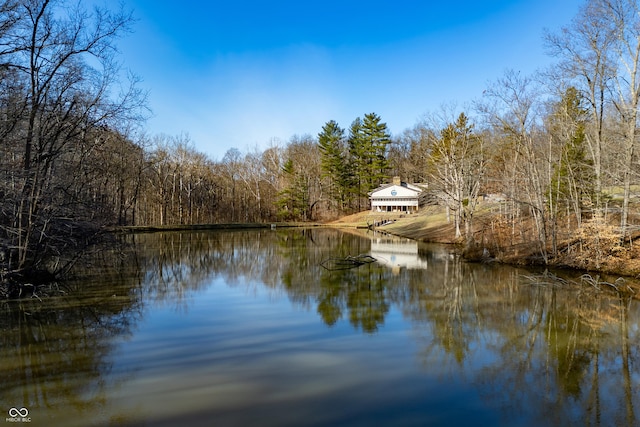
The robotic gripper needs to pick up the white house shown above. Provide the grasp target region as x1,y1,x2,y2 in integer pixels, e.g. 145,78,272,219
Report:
368,177,425,213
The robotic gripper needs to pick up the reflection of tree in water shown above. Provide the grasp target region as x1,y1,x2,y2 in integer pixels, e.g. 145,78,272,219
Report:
315,263,390,334
395,251,483,365
0,245,144,424
0,230,292,423
3,228,638,426
488,283,639,426
118,230,640,425
274,228,390,333
317,275,344,326
0,230,285,424
134,231,231,311
128,228,392,333
396,252,640,427
432,254,475,364
344,264,389,333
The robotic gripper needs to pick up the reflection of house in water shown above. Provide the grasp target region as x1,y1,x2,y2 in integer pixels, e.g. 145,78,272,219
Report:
370,233,429,270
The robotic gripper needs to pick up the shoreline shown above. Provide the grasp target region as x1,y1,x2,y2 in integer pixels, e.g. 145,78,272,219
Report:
109,222,324,233
109,213,640,282
4,215,639,299
112,214,640,279
327,208,640,284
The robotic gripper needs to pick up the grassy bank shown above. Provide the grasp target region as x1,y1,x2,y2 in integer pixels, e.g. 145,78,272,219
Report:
328,206,459,243
331,205,640,281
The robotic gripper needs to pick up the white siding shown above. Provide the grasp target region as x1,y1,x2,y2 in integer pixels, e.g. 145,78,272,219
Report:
369,184,422,211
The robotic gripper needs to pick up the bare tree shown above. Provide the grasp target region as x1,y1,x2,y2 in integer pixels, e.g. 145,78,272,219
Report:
545,0,616,219
427,112,485,241
278,135,323,221
220,148,242,222
0,0,143,274
602,0,640,235
480,70,551,262
544,86,596,255
388,123,433,184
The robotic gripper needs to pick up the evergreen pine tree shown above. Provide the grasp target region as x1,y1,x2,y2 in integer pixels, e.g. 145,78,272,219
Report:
277,158,311,220
347,117,365,210
319,114,391,213
549,87,595,223
362,112,391,190
318,120,352,211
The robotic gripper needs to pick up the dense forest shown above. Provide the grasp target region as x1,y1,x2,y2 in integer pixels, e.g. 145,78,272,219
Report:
2,0,640,282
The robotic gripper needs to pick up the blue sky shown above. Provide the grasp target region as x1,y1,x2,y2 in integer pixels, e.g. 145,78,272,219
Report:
118,0,583,159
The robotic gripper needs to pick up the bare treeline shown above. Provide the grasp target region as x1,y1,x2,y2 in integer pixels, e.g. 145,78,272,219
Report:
2,0,640,277
0,0,146,277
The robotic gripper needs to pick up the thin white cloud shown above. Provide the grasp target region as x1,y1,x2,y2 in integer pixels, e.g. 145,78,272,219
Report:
189,44,342,157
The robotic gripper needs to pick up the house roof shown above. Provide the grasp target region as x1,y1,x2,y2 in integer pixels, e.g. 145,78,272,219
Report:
368,181,424,197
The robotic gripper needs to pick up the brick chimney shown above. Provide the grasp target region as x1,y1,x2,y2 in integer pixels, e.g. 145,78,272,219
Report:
392,176,401,185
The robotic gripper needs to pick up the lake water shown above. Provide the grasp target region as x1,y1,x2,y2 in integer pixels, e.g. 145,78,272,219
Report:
1,228,639,426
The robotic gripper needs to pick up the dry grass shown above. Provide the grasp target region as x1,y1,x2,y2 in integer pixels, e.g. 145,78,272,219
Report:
554,219,640,277
329,202,640,281
378,207,457,242
327,206,457,241
327,210,375,227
